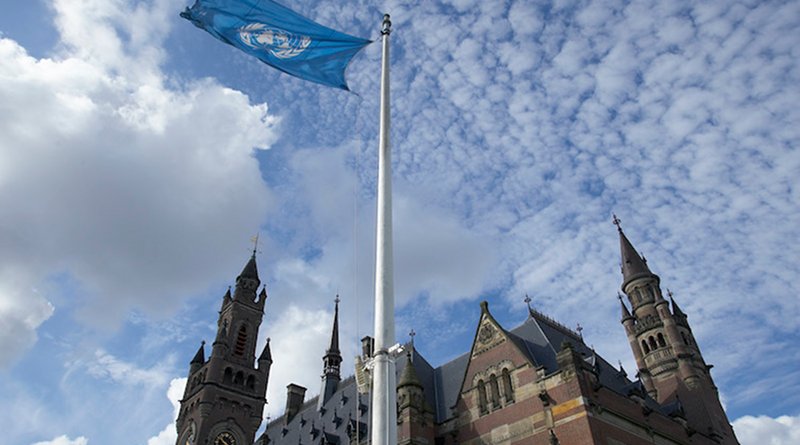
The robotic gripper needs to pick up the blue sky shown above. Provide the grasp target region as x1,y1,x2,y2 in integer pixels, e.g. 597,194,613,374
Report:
0,0,798,444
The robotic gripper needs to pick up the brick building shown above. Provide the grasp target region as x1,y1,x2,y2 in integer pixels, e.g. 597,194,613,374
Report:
176,225,740,445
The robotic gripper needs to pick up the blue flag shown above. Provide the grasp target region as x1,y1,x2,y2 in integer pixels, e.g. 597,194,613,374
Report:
181,0,372,90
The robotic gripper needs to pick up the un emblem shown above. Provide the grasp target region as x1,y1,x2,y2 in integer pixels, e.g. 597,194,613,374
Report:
238,23,311,59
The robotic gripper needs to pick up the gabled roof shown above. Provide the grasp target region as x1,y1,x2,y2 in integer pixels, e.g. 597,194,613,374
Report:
264,305,670,443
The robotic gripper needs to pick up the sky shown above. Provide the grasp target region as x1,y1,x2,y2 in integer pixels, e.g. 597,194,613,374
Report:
0,0,798,444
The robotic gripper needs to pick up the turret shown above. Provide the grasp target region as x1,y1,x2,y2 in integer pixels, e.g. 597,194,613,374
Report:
318,297,342,410
618,294,655,397
189,341,205,375
258,338,273,370
233,252,260,302
175,249,272,445
397,351,434,445
613,216,740,444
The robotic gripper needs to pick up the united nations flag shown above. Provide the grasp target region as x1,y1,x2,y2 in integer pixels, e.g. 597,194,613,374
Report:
181,0,372,90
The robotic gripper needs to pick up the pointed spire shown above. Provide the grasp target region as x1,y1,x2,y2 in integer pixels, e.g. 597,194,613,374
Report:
327,296,340,354
190,341,205,374
614,214,656,290
319,296,343,409
234,250,261,301
669,289,686,318
398,352,423,389
191,341,206,364
259,338,272,362
618,293,633,321
222,286,232,307
239,252,260,281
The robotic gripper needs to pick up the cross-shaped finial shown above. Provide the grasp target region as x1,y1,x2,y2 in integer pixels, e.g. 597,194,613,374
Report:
250,233,261,256
612,214,622,231
409,329,416,343
335,294,341,305
524,294,532,308
576,323,584,339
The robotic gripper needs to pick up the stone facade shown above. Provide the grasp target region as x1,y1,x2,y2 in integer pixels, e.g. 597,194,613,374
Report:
176,254,272,445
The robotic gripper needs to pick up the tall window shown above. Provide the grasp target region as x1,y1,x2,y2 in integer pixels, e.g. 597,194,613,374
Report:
502,369,514,403
234,325,248,356
648,336,657,350
642,339,650,354
657,333,666,347
489,375,501,408
223,367,233,383
477,380,488,414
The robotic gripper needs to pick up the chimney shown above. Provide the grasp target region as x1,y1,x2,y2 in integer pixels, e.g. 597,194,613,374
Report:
284,384,307,424
361,336,374,358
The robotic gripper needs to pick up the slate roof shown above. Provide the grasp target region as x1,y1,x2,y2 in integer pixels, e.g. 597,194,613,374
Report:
260,308,665,444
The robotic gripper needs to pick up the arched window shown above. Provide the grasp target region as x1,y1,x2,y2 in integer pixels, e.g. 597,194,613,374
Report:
642,339,650,354
477,380,488,414
234,371,244,385
502,369,514,403
234,325,248,356
657,333,666,347
648,336,657,350
224,367,233,384
246,375,256,389
489,374,501,408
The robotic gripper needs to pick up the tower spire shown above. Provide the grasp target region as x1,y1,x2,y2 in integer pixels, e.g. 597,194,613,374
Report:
668,289,687,318
614,214,657,290
319,296,343,410
233,246,260,302
327,295,341,354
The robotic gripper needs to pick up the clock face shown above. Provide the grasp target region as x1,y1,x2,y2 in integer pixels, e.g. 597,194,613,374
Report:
214,432,237,445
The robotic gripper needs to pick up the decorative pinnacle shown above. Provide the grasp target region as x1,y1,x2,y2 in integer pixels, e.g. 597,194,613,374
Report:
409,329,416,342
667,288,673,299
576,323,584,339
612,213,622,232
382,14,391,35
524,294,532,309
334,294,341,305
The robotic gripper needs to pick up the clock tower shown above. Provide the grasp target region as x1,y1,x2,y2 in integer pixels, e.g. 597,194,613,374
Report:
175,252,272,445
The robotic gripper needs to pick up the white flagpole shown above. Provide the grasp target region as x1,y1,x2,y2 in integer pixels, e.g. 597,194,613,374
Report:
371,13,397,445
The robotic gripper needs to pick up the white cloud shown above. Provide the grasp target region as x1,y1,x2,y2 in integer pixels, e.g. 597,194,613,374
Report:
0,268,54,367
0,0,279,364
146,377,186,445
32,436,88,445
263,306,332,414
85,349,172,388
733,414,800,445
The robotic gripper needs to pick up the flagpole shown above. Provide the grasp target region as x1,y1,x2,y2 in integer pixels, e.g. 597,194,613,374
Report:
371,13,397,445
